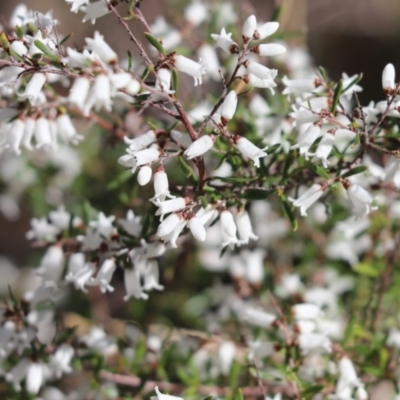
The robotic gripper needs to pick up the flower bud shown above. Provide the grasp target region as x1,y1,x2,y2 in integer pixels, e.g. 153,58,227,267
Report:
187,216,206,241
20,73,46,105
173,55,207,86
183,135,215,160
68,77,90,110
242,15,257,40
288,183,324,217
246,61,276,80
235,209,258,243
137,166,152,186
125,130,157,152
234,136,268,167
85,31,117,64
254,21,279,40
253,43,286,57
157,213,182,238
382,63,395,92
133,148,161,166
220,90,237,123
10,40,28,56
21,117,35,150
34,117,53,150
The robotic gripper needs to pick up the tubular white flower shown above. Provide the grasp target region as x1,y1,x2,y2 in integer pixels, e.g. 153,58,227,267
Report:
235,209,258,243
242,15,257,40
118,210,142,237
173,55,207,86
162,219,187,248
25,362,44,394
66,0,89,13
198,44,220,81
282,76,316,95
355,386,368,400
21,117,35,150
83,74,112,116
85,31,117,64
220,210,240,248
338,356,361,388
0,66,24,87
150,165,175,202
292,303,321,320
56,114,83,144
242,307,276,328
291,124,322,157
288,183,325,216
34,117,54,150
38,245,64,283
345,182,376,218
8,118,25,155
183,135,215,160
90,258,116,293
170,130,192,148
157,213,182,238
298,333,332,355
254,43,286,57
124,267,148,301
184,1,208,26
211,28,238,54
254,21,280,40
10,40,28,56
218,341,236,376
155,68,174,94
246,61,276,80
151,386,184,400
68,77,90,110
65,262,96,292
220,90,237,123
155,197,187,218
20,73,46,105
312,131,335,168
125,130,157,152
82,0,111,24
242,73,277,93
118,154,137,172
133,148,161,166
143,259,164,291
187,216,206,241
137,166,152,186
382,63,395,92
244,249,266,284
49,343,74,378
234,136,268,167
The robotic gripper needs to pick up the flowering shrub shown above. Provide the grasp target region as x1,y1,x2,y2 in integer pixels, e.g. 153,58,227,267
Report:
0,1,400,399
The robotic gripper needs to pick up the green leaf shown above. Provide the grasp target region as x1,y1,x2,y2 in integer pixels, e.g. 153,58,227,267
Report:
0,33,9,50
15,26,24,40
233,388,244,400
213,176,256,183
313,165,330,179
353,262,379,278
178,156,195,178
107,170,132,190
267,143,281,154
127,50,133,71
140,66,151,81
343,73,363,93
34,39,59,60
341,165,368,178
141,213,151,237
318,66,327,81
241,188,271,200
270,5,282,21
331,79,343,114
280,197,298,231
144,33,166,55
60,32,73,45
199,196,208,208
9,48,25,62
172,68,178,94
301,384,324,398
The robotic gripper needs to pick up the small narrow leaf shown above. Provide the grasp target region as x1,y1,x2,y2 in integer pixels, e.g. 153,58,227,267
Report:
15,26,24,40
343,73,363,93
127,50,133,71
172,68,179,94
341,165,368,178
144,33,166,55
60,32,73,45
233,388,244,400
270,5,282,22
34,40,59,60
267,143,281,154
280,197,298,231
140,66,151,81
240,188,271,200
318,66,327,81
107,170,132,190
0,33,9,50
331,79,343,114
199,196,208,209
313,165,330,179
301,384,324,398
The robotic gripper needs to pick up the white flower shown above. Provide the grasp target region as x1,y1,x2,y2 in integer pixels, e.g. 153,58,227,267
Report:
355,386,368,400
234,136,268,167
118,210,142,237
137,166,152,186
298,332,332,355
37,245,64,283
254,21,280,40
184,0,208,26
155,197,188,219
293,303,321,320
288,183,325,216
34,117,54,150
183,135,216,160
6,358,30,391
282,76,316,95
19,73,46,105
66,0,89,13
68,77,90,110
218,341,236,375
187,216,206,241
242,73,277,93
89,258,116,293
246,61,276,80
253,43,286,57
124,267,148,300
235,209,258,243
82,0,111,24
345,182,377,218
25,362,44,394
242,307,276,328
10,40,28,56
7,118,25,155
243,249,266,284
173,55,207,86
220,90,237,123
132,147,161,166
220,210,240,248
162,219,187,248
143,259,164,291
242,15,257,40
150,165,175,202
89,212,116,238
382,63,396,92
291,124,321,157
198,44,221,81
151,386,184,400
211,28,238,54
85,31,117,64
155,68,174,94
49,343,74,378
311,131,335,168
65,262,96,292
56,114,83,144
83,74,112,116
157,213,183,238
